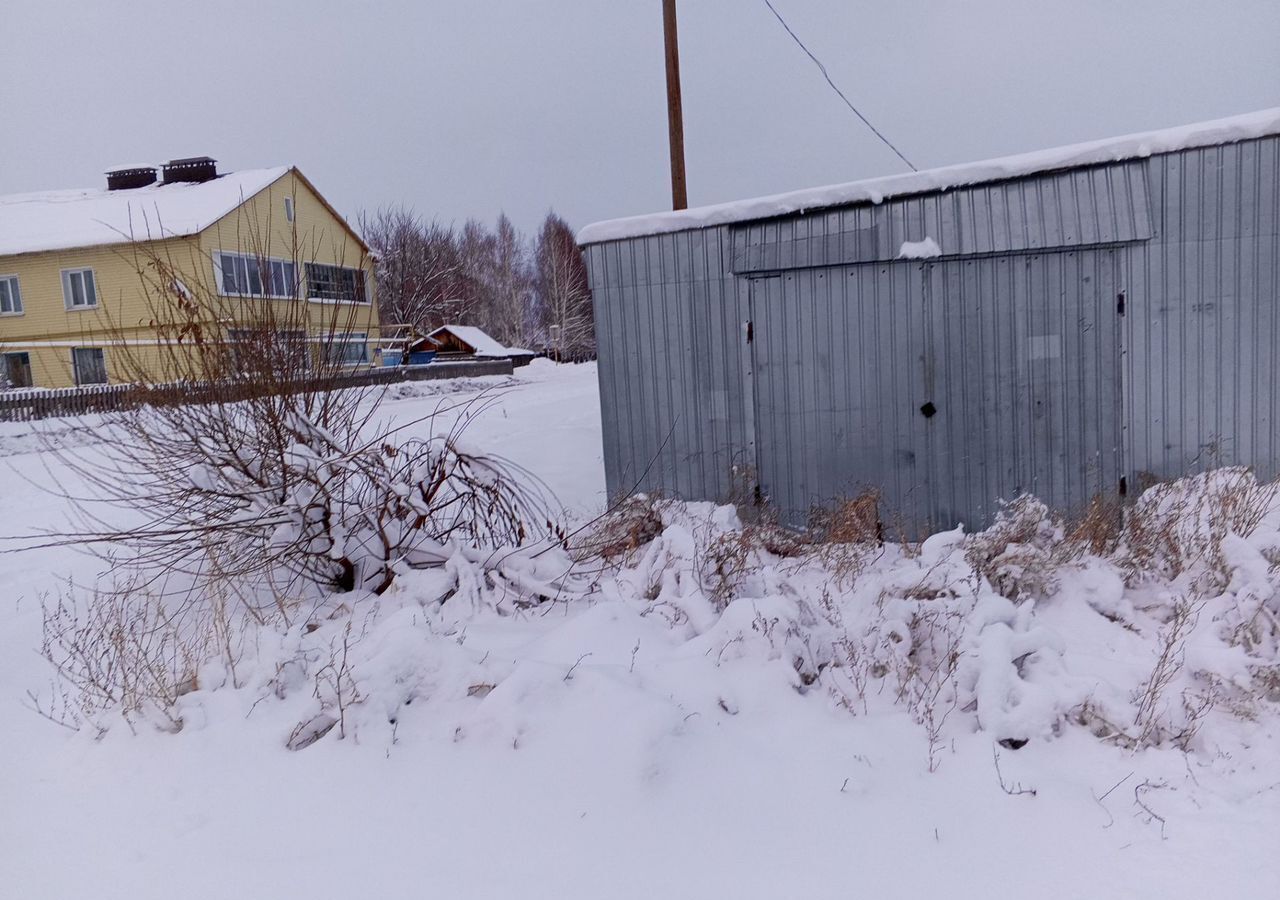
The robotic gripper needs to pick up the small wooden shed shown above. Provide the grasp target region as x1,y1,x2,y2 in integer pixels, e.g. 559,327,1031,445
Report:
426,325,535,367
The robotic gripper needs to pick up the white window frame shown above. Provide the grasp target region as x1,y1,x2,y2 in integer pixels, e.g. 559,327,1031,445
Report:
304,262,369,305
61,268,98,311
284,196,295,223
213,251,298,300
0,275,22,315
320,332,370,367
71,346,107,386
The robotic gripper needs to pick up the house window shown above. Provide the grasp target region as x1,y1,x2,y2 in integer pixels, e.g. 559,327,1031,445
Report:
322,333,370,367
227,328,309,374
0,275,22,315
3,352,32,388
72,347,107,385
61,268,97,310
215,252,297,299
305,263,367,303
284,197,295,223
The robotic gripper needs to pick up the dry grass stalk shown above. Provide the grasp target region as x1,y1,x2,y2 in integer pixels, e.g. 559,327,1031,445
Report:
806,491,883,587
571,495,666,563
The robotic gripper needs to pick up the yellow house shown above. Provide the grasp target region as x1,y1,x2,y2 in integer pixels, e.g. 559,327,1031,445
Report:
0,157,379,389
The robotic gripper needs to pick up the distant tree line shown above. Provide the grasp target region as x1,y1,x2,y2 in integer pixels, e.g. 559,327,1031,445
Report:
360,209,594,360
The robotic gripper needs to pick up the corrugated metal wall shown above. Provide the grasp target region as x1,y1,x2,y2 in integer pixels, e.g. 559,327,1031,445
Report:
587,226,749,503
748,251,1123,530
732,158,1152,272
1124,136,1280,487
584,136,1280,531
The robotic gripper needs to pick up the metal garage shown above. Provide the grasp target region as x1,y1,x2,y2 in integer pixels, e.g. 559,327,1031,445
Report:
579,110,1280,533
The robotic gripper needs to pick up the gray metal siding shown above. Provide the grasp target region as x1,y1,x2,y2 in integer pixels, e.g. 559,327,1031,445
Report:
586,225,750,503
1124,135,1280,487
731,159,1152,273
750,250,1122,531
585,135,1280,531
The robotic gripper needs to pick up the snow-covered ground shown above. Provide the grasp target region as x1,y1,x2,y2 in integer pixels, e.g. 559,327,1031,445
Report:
2,361,1278,900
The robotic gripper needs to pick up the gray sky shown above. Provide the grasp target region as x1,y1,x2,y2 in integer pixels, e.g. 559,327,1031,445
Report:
3,0,1277,236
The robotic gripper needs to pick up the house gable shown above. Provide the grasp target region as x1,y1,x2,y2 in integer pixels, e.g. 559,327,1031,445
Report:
197,167,370,267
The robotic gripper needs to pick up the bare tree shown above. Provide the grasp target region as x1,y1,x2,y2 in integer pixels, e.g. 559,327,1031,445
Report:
534,211,594,360
455,218,497,328
483,214,538,348
361,209,551,352
360,208,462,336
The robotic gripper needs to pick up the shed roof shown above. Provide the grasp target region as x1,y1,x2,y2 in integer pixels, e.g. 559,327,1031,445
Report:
0,167,290,257
578,108,1280,245
427,325,514,358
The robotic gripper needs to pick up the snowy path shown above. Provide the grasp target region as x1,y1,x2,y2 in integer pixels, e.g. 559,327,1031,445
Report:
1,362,1277,899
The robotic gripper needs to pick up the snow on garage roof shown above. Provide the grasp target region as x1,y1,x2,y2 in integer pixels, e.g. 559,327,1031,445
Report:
0,167,290,257
428,324,517,358
578,108,1280,245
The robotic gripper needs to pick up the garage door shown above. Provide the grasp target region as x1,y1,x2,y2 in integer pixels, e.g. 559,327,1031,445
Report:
749,249,1123,533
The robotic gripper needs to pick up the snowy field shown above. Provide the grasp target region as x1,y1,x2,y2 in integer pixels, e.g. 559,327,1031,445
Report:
2,361,1278,900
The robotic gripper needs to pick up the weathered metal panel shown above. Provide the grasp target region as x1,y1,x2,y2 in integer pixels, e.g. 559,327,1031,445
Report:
730,159,1153,274
1125,134,1280,487
750,249,1123,531
584,224,750,503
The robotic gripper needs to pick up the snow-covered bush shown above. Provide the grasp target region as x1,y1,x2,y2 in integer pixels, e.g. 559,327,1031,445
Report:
965,495,1065,602
36,375,578,730
31,238,576,733
1117,467,1278,586
593,473,1280,764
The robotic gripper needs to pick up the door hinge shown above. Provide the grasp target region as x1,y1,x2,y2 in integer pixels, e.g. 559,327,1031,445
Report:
746,320,754,344
1116,291,1126,316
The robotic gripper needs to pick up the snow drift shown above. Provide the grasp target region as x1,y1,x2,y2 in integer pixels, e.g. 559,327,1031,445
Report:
40,464,1280,771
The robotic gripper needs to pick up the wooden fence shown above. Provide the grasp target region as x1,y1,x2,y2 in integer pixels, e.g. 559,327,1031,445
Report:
0,359,515,423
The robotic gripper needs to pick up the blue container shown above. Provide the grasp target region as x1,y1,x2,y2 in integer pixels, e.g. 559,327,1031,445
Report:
407,351,437,366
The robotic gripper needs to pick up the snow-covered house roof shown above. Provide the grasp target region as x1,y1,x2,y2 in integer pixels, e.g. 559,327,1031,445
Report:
578,107,1280,244
0,167,290,257
426,325,517,358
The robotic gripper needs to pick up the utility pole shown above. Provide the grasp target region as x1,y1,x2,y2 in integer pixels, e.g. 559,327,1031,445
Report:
662,0,688,210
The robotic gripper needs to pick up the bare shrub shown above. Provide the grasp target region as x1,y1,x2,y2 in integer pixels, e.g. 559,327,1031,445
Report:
37,233,566,598
1132,596,1204,746
1062,494,1124,557
808,492,881,544
806,491,883,587
312,620,363,739
843,561,973,771
24,220,572,733
38,578,231,732
1252,664,1280,702
703,529,758,611
820,588,870,716
572,494,667,563
890,598,965,772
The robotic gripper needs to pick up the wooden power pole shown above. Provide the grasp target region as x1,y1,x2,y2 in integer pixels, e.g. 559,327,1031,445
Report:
662,0,688,210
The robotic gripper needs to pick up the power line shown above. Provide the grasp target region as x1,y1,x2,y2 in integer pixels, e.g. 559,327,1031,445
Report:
760,0,918,172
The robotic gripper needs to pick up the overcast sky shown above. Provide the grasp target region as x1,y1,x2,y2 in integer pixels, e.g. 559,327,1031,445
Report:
3,1,1277,236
